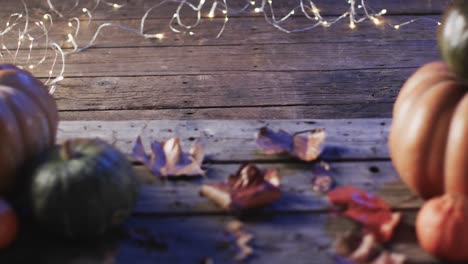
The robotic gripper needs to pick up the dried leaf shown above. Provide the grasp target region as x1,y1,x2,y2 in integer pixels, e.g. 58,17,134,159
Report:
311,161,335,194
200,164,282,210
292,128,326,161
132,136,150,165
349,234,380,263
328,186,401,243
334,233,406,264
132,136,205,178
256,127,293,154
256,127,325,161
370,252,406,264
225,220,254,261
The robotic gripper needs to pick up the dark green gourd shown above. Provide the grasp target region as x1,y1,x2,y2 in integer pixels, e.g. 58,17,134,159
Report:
29,138,139,239
438,0,468,80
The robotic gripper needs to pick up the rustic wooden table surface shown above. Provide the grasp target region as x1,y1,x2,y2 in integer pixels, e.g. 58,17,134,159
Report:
0,0,453,263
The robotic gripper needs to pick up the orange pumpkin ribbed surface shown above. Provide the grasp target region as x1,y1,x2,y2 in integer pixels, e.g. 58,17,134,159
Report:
389,61,468,199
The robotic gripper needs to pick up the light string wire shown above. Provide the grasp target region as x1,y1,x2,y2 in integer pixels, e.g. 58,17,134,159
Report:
0,0,441,95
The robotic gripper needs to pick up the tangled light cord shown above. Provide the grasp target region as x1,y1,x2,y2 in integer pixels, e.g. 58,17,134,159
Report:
0,0,441,94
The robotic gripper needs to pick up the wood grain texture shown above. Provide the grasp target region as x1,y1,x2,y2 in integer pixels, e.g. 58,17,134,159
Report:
56,119,392,161
0,0,450,21
24,40,438,78
0,1,446,263
58,103,395,120
0,211,439,264
50,69,407,111
2,16,440,50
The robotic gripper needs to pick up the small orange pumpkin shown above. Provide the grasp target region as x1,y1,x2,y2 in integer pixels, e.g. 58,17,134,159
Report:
0,64,59,193
389,61,468,199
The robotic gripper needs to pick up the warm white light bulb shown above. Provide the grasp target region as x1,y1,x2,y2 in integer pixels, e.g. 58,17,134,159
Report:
155,33,164,40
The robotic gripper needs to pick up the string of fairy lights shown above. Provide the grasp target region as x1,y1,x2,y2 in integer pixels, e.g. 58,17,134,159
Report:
0,0,441,94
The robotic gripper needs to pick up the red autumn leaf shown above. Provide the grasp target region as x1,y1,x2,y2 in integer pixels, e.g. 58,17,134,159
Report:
311,161,335,194
132,136,204,177
256,127,325,161
200,163,282,210
328,186,401,243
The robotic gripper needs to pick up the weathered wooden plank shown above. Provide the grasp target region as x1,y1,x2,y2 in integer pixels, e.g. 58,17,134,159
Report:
23,40,438,78
0,211,438,264
56,119,392,161
0,16,440,50
0,0,450,21
132,161,422,214
51,69,406,111
58,102,395,119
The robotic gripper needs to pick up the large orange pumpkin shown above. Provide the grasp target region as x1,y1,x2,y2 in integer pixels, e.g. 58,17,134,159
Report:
0,64,59,193
389,61,468,199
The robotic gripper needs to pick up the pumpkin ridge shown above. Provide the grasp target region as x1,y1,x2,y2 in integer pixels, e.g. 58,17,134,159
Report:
390,68,452,160
444,93,468,195
1,86,50,159
0,69,58,145
0,90,23,193
392,80,465,198
394,62,450,112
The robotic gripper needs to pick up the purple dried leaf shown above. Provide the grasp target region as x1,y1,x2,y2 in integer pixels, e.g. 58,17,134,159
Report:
131,136,150,165
312,161,335,193
256,127,293,155
256,127,326,162
133,136,205,178
149,141,165,177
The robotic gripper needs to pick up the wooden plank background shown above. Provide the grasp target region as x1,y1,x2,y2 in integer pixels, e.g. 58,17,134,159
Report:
0,120,434,263
0,0,448,120
0,1,452,263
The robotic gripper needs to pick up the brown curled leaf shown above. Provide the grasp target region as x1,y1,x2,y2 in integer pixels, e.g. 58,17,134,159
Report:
328,186,401,243
334,233,406,264
256,127,325,161
311,161,335,194
292,128,326,161
200,163,282,210
131,136,204,178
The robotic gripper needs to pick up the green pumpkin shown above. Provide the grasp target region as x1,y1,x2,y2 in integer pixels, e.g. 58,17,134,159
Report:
438,0,468,80
29,138,139,239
